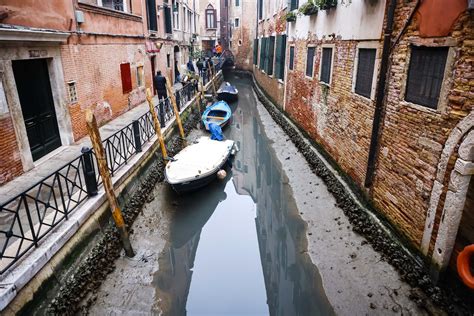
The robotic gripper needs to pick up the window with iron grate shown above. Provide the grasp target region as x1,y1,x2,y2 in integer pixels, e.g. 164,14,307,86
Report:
405,46,448,109
67,81,78,103
320,47,332,84
355,48,376,98
289,46,295,70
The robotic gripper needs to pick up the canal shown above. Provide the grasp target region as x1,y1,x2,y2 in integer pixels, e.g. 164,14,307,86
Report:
89,71,422,315
152,72,333,315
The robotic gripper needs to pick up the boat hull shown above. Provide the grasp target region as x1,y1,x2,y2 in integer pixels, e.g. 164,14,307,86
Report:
169,170,218,194
217,92,238,103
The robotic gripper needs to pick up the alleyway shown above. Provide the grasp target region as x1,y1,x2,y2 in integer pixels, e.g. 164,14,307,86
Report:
88,72,429,315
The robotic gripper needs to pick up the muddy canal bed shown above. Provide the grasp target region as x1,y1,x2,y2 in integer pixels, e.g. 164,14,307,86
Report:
88,73,431,315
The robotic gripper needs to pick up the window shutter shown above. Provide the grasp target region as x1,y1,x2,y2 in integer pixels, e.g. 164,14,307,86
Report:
120,63,132,94
267,36,275,75
289,46,295,70
289,0,299,11
253,39,259,65
320,47,332,83
275,35,282,79
306,47,315,77
259,38,266,70
278,35,287,79
164,6,172,33
405,46,448,109
355,48,376,98
146,0,157,31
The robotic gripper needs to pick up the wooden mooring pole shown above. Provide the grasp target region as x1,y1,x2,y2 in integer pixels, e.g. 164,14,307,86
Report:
208,67,217,97
146,88,168,160
85,109,135,258
165,78,187,146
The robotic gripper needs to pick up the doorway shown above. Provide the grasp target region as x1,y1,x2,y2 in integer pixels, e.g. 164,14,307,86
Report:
151,55,156,95
12,59,61,161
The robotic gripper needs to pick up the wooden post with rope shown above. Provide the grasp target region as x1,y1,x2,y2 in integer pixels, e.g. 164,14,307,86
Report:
146,88,168,160
165,78,187,146
85,109,135,258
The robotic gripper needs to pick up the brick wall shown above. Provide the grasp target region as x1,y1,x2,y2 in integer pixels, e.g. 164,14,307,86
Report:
61,40,151,141
253,11,287,108
285,38,378,188
0,116,23,185
372,4,473,247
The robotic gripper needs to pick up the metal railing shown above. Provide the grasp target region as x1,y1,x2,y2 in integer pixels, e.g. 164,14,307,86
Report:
0,80,205,275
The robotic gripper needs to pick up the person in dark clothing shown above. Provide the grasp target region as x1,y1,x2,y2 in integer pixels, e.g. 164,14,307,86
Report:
187,59,195,73
196,58,204,75
154,70,167,99
153,70,167,127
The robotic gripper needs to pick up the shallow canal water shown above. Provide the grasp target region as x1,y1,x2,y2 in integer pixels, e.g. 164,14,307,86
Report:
153,73,334,315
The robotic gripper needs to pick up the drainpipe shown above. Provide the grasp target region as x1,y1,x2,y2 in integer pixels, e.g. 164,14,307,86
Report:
364,0,398,188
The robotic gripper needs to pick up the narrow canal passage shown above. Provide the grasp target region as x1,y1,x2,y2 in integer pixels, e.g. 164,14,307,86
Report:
153,72,333,315
89,71,422,316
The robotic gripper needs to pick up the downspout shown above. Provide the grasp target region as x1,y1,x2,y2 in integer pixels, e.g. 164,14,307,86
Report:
364,0,398,188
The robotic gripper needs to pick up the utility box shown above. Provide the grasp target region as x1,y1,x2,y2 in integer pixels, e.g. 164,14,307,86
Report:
75,10,85,24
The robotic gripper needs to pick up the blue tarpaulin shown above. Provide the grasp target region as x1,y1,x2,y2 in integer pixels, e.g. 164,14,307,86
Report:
209,123,224,141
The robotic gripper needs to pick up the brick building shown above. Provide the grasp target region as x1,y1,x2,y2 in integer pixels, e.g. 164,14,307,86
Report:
248,0,473,273
228,0,256,70
0,0,199,185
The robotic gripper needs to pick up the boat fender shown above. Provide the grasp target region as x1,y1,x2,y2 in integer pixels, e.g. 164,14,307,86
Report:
217,169,226,180
457,244,474,289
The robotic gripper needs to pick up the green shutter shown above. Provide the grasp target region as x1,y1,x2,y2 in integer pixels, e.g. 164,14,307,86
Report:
275,35,282,79
253,39,258,65
259,38,266,70
279,35,287,79
267,36,275,75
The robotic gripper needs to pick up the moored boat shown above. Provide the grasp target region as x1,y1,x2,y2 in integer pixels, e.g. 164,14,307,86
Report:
165,137,236,193
201,100,232,131
217,82,238,102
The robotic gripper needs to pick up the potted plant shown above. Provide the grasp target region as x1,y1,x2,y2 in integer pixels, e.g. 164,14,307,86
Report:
316,0,337,10
299,0,318,15
286,11,297,22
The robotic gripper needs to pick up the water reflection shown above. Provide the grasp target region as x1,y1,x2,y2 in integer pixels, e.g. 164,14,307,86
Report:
153,73,333,315
228,75,334,316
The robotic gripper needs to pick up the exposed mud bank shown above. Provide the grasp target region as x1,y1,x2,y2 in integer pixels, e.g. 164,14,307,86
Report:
45,107,202,315
245,71,472,315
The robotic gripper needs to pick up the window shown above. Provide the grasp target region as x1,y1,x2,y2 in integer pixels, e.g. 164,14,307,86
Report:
67,81,78,103
289,0,299,11
235,0,240,6
275,34,287,80
120,63,132,94
235,18,240,27
136,65,144,87
266,36,275,75
258,0,263,19
253,39,259,65
355,48,376,98
173,2,179,29
405,46,448,109
164,5,172,34
167,54,171,68
101,0,128,12
289,46,295,70
306,47,315,77
206,5,217,28
146,0,157,31
320,47,333,84
238,40,242,46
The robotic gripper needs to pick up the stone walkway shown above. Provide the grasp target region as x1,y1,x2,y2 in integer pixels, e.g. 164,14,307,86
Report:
0,84,183,205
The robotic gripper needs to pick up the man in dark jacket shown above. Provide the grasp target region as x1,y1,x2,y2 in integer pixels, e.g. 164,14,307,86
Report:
153,70,167,127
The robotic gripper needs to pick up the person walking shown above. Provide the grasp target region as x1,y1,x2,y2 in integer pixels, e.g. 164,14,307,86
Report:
216,43,222,56
196,58,204,77
153,70,168,127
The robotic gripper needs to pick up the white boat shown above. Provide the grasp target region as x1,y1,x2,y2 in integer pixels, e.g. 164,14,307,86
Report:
165,137,236,193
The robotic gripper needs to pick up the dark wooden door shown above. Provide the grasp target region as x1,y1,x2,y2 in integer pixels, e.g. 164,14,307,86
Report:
13,59,61,161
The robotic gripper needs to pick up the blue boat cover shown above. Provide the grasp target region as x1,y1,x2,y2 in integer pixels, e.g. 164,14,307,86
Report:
209,123,224,141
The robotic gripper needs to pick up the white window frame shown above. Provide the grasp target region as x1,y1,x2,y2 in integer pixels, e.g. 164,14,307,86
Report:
352,41,380,101
318,44,335,86
96,0,128,13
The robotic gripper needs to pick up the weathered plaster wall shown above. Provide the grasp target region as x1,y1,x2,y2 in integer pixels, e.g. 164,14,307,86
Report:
229,0,256,70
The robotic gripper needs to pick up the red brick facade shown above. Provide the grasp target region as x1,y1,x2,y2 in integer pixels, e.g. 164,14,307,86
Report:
0,116,23,184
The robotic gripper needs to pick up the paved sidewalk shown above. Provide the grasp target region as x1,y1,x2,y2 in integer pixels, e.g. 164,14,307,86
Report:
0,83,183,205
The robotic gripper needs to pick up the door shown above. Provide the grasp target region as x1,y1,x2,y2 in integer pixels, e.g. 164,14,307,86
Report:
151,56,156,95
12,59,61,161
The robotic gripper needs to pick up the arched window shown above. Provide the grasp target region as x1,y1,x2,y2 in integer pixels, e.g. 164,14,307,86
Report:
206,4,217,29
